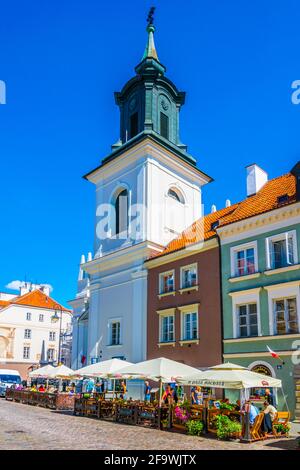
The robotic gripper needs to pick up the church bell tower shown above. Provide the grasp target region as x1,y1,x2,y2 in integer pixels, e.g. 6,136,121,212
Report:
73,10,212,389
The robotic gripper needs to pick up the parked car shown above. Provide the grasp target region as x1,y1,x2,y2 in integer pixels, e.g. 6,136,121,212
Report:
0,369,21,397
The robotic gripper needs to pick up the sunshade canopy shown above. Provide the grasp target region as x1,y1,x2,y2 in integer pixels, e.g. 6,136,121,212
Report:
47,365,75,379
112,357,200,383
29,364,55,378
177,362,282,389
74,359,133,378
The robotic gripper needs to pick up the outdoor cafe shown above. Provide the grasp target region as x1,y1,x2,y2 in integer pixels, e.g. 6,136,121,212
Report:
5,358,290,442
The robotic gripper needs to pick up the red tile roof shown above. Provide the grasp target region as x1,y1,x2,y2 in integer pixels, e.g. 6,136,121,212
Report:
152,204,239,259
218,173,296,227
150,171,297,260
0,289,70,312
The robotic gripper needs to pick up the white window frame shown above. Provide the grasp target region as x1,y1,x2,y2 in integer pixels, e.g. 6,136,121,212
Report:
265,282,300,336
49,331,56,341
47,348,55,361
26,312,31,321
265,230,298,270
229,288,262,338
178,304,199,341
273,297,298,335
107,318,122,346
180,263,198,289
23,346,30,359
159,269,175,295
236,303,259,338
157,308,176,344
230,241,258,278
24,329,31,339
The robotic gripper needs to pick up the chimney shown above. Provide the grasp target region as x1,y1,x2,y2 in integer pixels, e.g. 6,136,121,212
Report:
291,161,300,201
246,164,268,197
225,199,231,208
20,282,31,296
211,204,217,213
87,252,92,262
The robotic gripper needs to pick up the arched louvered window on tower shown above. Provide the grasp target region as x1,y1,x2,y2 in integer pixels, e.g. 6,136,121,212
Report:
167,187,184,204
115,189,129,236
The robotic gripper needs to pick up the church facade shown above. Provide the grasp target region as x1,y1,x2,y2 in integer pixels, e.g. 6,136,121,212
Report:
70,20,212,391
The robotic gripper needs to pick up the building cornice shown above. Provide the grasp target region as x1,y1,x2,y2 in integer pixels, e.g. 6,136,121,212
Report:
217,202,300,244
228,287,262,297
82,241,162,275
145,237,218,269
84,137,211,186
223,351,295,358
224,333,300,343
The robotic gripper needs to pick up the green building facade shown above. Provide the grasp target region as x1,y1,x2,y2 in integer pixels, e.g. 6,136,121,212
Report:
218,172,300,419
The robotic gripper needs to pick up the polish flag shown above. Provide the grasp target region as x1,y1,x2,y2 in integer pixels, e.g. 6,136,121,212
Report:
267,345,280,359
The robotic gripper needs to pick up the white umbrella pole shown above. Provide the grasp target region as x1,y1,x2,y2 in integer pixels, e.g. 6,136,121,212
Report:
159,379,163,405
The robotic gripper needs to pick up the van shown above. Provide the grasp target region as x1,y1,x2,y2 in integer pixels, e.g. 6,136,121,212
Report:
0,369,22,397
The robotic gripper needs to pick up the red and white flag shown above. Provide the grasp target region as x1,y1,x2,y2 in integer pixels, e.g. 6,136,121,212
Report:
267,345,280,359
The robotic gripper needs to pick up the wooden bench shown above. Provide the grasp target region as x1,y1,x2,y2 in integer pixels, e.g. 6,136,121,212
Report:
272,411,290,437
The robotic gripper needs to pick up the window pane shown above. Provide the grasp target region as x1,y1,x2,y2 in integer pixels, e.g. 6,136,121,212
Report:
248,304,257,315
239,305,247,316
115,189,128,235
239,326,247,337
160,112,169,139
130,112,138,139
272,240,286,269
249,324,258,336
246,248,255,274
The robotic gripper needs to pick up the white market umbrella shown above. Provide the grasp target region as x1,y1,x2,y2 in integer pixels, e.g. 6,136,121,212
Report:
177,362,282,389
47,365,76,379
29,364,55,378
112,357,201,403
74,358,133,378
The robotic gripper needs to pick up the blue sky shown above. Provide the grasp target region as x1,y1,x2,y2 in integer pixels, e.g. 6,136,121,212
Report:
1,0,300,305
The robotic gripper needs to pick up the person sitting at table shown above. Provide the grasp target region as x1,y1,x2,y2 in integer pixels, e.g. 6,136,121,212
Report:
120,381,127,399
262,401,277,434
144,381,151,402
38,384,45,392
242,400,259,425
30,384,37,392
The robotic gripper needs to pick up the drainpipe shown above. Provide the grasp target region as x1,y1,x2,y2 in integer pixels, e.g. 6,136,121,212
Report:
216,232,225,400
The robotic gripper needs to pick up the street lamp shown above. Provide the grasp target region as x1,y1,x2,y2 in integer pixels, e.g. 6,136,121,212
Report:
51,303,63,365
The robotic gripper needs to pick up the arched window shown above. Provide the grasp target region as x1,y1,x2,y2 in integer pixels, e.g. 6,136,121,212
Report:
115,189,129,235
167,188,184,204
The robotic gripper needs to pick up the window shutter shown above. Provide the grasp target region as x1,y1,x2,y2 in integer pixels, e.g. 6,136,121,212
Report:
286,233,294,265
265,237,271,269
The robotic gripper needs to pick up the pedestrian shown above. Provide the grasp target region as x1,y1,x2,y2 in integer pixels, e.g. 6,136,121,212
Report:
144,381,151,402
265,388,276,407
120,381,127,400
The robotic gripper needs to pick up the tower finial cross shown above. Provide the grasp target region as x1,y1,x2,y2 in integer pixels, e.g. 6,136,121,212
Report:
147,6,155,26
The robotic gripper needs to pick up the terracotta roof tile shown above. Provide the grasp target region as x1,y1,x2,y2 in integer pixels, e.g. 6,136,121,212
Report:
218,173,296,227
0,289,70,312
150,171,297,260
152,204,239,259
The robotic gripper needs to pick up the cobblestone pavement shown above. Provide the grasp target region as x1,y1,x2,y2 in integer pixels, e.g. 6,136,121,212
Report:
0,399,299,450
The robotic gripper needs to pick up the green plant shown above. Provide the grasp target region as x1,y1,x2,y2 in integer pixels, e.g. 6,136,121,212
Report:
216,415,242,440
161,418,169,429
274,423,290,435
186,420,204,436
219,402,235,411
